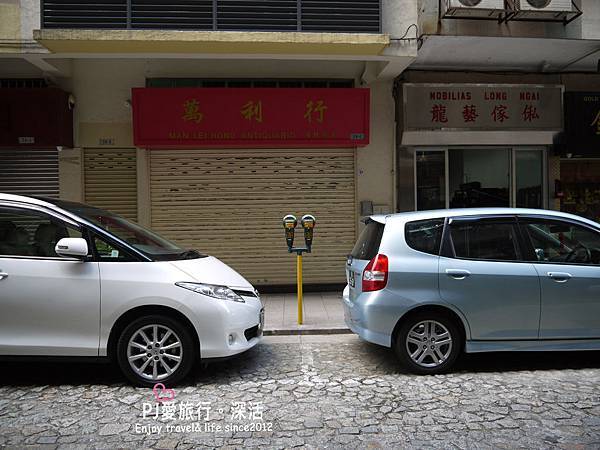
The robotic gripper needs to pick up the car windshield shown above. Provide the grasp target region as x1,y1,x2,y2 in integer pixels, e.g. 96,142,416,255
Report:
40,198,206,261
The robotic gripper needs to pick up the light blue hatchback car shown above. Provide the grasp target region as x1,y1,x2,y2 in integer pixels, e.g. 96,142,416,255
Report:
343,208,600,374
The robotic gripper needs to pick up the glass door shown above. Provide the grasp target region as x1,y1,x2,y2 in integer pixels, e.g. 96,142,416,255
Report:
415,150,447,210
448,148,511,208
514,149,545,209
414,147,546,211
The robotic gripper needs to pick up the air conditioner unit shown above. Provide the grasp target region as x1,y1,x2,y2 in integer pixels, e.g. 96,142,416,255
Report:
444,0,508,19
447,0,505,9
518,0,573,12
512,0,580,22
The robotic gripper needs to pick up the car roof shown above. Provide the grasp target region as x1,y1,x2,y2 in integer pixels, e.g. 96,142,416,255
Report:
0,193,91,224
3,194,599,231
0,193,66,211
371,208,600,230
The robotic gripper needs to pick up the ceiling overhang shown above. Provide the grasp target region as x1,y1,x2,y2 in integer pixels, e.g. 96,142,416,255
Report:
413,35,600,72
33,29,390,56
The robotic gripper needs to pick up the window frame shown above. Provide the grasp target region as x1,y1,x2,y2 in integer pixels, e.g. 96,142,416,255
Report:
412,147,548,212
517,215,600,267
443,215,530,263
0,202,146,263
404,217,446,256
0,203,87,261
90,231,139,263
350,219,385,261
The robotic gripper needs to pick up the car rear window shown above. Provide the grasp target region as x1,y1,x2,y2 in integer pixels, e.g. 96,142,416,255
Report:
405,219,445,255
351,221,384,260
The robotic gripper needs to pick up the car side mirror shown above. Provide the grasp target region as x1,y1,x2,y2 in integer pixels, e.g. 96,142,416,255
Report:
55,237,89,259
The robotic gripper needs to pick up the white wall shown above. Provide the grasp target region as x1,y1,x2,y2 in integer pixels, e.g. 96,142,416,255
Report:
579,0,600,40
20,0,39,40
383,0,419,39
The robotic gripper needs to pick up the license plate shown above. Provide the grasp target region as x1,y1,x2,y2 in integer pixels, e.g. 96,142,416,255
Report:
348,269,355,288
259,308,265,334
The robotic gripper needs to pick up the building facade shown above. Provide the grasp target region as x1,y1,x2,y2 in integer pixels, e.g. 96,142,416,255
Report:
2,0,600,287
397,0,600,222
1,0,417,286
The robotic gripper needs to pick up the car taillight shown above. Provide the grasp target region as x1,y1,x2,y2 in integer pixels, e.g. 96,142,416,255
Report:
362,254,388,292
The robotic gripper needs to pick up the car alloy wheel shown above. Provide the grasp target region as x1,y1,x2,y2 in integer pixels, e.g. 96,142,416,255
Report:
127,324,183,381
405,320,453,368
116,315,195,387
394,312,462,375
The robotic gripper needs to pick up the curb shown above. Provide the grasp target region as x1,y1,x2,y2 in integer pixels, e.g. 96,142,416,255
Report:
263,327,352,336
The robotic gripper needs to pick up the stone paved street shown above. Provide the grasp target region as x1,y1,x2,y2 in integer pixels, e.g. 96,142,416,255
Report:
1,334,600,449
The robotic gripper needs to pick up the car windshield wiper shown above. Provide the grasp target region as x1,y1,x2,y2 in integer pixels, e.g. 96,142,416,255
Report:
177,249,207,260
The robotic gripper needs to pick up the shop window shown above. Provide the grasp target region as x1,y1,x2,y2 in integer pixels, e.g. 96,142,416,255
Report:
227,80,252,88
146,79,355,88
516,150,543,209
449,149,510,208
560,160,600,223
414,148,545,211
416,151,445,210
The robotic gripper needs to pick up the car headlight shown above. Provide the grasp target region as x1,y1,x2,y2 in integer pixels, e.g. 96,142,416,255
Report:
175,282,245,303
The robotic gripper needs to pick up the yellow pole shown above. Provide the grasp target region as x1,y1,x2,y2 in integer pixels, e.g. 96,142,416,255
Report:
297,253,303,325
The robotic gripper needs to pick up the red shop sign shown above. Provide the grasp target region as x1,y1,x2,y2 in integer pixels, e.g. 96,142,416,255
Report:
132,88,370,148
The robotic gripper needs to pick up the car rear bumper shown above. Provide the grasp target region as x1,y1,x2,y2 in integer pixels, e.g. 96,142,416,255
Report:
342,285,393,348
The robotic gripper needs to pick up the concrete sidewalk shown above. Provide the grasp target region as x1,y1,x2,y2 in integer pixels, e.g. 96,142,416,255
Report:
261,291,350,335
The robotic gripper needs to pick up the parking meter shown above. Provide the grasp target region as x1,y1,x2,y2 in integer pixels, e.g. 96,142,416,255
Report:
282,215,297,252
301,214,316,251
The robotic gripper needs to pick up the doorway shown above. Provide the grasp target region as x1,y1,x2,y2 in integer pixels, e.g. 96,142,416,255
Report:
414,147,546,211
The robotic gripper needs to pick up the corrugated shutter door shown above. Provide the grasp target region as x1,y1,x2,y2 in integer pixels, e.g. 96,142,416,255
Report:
150,150,356,285
84,148,138,222
0,149,59,198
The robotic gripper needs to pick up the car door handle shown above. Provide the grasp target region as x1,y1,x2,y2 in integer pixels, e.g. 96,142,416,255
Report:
446,269,471,279
0,272,8,281
547,272,572,282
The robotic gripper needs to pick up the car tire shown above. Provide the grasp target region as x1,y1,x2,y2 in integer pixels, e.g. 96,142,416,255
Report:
394,312,462,375
116,315,196,387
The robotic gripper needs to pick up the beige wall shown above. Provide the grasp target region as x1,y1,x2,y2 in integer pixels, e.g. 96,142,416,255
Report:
58,148,84,201
64,58,396,233
0,0,20,42
356,79,396,228
0,0,40,51
72,58,367,140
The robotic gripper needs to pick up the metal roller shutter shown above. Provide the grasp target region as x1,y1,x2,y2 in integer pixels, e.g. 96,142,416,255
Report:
84,148,138,222
149,149,356,285
0,149,59,198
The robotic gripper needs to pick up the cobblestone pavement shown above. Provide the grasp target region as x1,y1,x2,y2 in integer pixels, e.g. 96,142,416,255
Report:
1,334,600,449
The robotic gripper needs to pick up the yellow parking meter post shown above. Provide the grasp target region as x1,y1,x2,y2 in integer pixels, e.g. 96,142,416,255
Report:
297,253,303,325
282,213,315,326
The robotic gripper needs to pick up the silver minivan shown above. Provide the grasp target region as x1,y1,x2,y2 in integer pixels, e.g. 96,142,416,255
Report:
343,208,600,374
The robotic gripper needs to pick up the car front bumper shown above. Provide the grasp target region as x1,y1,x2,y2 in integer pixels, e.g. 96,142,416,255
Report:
184,293,264,359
